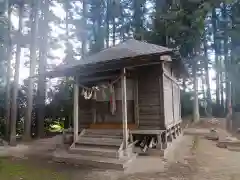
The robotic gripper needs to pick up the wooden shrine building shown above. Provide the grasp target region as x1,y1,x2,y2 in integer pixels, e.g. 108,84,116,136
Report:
48,39,185,169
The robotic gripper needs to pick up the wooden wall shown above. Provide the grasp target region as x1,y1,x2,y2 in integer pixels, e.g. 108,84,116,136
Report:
136,60,181,130
76,59,182,131
78,95,93,128
163,74,174,127
77,83,135,130
137,65,165,129
95,100,134,123
162,62,181,129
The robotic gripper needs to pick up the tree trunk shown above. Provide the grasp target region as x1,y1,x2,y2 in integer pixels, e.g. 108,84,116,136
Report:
201,70,209,117
212,8,220,111
24,0,40,141
96,3,104,52
120,5,125,42
225,52,231,113
203,33,212,115
65,0,70,54
182,78,186,93
112,16,116,46
133,0,142,39
201,70,206,100
64,116,69,129
5,3,12,140
215,56,220,109
220,70,225,114
222,2,231,114
154,0,168,45
10,2,24,145
82,0,86,56
106,0,110,48
36,0,49,138
62,0,74,129
155,0,167,14
193,61,200,122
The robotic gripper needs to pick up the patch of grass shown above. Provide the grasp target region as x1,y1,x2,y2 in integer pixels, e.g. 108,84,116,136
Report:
0,157,68,180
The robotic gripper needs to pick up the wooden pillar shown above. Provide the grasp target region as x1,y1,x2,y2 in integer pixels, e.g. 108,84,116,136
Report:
73,79,79,143
134,77,139,126
92,100,97,124
178,85,181,121
121,68,128,149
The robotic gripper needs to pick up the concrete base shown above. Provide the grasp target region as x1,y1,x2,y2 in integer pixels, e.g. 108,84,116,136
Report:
125,134,186,174
133,147,164,157
53,149,137,170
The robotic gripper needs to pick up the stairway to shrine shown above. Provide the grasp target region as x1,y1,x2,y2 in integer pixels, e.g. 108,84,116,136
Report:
53,129,136,170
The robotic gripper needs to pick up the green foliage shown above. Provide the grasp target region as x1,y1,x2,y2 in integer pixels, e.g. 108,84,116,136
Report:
47,120,64,133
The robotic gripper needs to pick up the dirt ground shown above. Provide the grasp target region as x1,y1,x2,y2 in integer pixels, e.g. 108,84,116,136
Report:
193,137,240,180
122,128,240,180
0,135,196,180
1,119,240,180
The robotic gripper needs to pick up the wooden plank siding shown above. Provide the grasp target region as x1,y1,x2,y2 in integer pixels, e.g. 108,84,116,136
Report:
172,80,181,123
163,75,174,127
95,100,134,123
76,60,182,131
162,62,182,129
78,109,92,128
77,87,135,131
137,65,165,129
78,95,93,129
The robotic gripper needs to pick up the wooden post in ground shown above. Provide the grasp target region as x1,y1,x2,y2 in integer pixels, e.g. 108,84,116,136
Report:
92,100,97,124
133,77,139,126
121,68,128,149
73,78,79,143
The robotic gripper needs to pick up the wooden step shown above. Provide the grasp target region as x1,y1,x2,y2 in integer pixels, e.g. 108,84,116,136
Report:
138,125,162,130
53,150,135,170
76,137,122,147
83,134,123,139
217,140,240,148
84,129,123,136
227,146,240,152
69,145,119,158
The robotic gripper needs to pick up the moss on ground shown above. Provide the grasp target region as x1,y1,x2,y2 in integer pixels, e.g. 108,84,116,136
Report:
0,157,68,180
